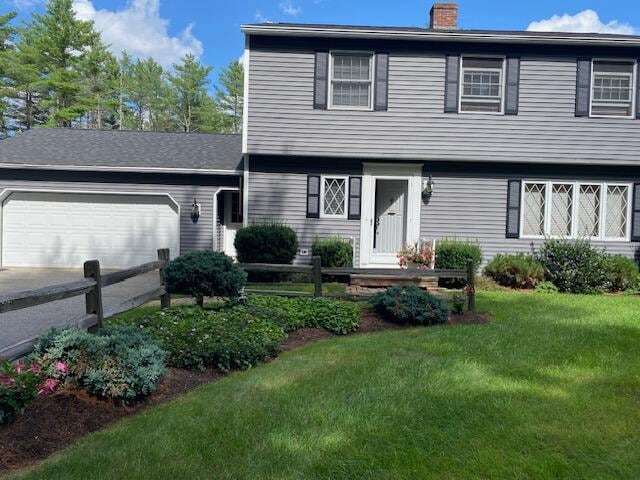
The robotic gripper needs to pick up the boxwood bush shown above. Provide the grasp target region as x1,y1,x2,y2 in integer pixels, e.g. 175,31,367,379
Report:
536,239,609,294
127,307,286,371
435,239,482,288
371,286,449,326
165,251,246,306
312,238,353,268
32,326,166,401
484,253,545,289
242,295,360,335
605,255,639,292
234,224,299,281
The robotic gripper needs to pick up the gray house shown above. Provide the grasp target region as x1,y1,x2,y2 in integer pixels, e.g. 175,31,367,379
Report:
241,2,640,268
1,3,639,270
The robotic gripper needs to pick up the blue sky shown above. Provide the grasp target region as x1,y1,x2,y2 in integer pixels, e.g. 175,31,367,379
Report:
4,0,640,88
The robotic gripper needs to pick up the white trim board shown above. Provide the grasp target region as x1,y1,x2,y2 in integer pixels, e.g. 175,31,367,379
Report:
359,163,423,268
0,163,243,176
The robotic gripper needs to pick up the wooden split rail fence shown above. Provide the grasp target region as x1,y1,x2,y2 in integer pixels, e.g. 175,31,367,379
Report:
0,249,171,361
241,256,476,310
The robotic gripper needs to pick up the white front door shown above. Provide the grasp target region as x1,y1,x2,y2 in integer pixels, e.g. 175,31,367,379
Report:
1,192,180,269
374,180,407,255
359,163,423,268
223,191,242,258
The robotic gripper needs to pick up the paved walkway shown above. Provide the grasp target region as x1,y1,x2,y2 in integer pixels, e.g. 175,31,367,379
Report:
0,268,160,351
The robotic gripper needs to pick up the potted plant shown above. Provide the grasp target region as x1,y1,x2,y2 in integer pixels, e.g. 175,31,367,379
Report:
397,242,435,270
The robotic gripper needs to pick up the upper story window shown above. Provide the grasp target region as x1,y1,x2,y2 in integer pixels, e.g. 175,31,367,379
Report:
591,61,636,118
329,53,374,110
460,57,505,113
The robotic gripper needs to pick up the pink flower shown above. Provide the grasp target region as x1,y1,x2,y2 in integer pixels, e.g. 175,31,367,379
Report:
37,378,58,396
15,362,24,374
54,362,67,374
28,362,41,374
0,375,15,386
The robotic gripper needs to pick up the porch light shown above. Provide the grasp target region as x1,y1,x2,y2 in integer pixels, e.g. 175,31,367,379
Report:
422,175,434,197
191,198,201,222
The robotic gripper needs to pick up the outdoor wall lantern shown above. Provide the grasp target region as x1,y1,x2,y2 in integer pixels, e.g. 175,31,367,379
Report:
191,198,201,223
422,175,434,199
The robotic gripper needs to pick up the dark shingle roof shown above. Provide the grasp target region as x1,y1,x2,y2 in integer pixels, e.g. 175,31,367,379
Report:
0,128,243,172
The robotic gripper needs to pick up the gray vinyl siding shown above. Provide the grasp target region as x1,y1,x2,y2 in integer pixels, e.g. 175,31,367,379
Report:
247,159,361,264
247,50,640,165
0,170,240,257
421,170,640,263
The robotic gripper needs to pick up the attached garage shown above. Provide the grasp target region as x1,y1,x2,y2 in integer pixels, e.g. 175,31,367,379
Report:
0,128,244,269
2,192,180,269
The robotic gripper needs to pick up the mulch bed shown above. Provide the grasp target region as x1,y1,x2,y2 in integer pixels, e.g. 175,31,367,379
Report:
0,308,489,474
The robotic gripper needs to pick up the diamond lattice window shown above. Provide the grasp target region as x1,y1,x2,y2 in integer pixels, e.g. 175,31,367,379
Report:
550,184,573,236
323,178,346,216
523,183,546,236
578,185,601,237
605,185,629,238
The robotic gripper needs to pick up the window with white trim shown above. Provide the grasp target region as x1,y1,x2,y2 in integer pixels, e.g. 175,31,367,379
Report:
591,61,635,117
521,181,631,240
460,57,505,113
321,176,348,218
329,53,373,109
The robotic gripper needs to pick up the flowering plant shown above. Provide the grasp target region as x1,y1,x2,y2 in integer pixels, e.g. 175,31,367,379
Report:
397,242,435,270
0,359,66,426
450,292,466,314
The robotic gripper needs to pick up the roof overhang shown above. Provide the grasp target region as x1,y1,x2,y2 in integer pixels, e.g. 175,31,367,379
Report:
0,163,243,176
241,24,640,48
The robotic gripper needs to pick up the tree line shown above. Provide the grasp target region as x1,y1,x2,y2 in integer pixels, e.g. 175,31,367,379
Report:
0,0,243,137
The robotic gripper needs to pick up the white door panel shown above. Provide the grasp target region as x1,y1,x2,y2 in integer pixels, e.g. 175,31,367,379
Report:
2,192,180,269
374,180,407,255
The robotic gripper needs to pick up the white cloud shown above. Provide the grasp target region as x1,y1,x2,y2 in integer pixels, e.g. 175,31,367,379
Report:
72,0,203,68
279,0,301,16
527,9,636,35
9,0,43,9
254,10,273,23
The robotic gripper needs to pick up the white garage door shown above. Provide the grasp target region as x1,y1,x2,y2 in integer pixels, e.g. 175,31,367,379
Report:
2,192,180,269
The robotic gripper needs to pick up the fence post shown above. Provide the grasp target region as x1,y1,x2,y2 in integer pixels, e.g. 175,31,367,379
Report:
84,260,104,330
466,259,476,312
158,248,171,309
311,255,323,297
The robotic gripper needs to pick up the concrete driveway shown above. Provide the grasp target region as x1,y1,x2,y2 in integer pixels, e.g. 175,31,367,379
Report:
0,268,161,351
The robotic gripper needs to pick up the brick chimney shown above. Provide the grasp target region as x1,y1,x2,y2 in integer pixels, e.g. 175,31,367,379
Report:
429,3,458,30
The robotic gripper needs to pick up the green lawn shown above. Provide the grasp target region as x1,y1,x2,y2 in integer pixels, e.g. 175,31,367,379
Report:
10,292,640,479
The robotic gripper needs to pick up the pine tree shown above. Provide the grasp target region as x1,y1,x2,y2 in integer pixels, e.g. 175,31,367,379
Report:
23,0,102,127
123,57,174,131
0,11,17,136
79,42,119,129
215,60,244,133
168,54,213,132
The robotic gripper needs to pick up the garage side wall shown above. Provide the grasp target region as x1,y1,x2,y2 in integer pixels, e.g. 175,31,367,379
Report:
0,170,240,259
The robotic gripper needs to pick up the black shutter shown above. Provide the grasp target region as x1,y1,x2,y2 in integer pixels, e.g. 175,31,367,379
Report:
632,183,640,241
374,53,389,111
636,61,640,119
348,177,362,220
504,57,520,115
313,51,329,109
506,180,521,238
307,175,321,218
575,58,592,117
444,54,460,113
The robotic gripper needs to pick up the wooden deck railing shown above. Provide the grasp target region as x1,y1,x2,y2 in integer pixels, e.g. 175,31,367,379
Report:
240,256,476,310
0,249,171,361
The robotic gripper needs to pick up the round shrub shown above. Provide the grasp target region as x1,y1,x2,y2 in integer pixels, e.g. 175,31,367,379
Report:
165,251,246,306
484,253,544,289
129,307,286,371
605,254,639,292
32,326,166,401
534,281,559,294
536,239,609,294
312,238,353,268
234,224,298,264
435,239,482,288
371,286,449,326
